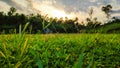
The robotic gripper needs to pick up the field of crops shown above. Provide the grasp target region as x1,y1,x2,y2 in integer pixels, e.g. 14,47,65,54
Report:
0,33,120,68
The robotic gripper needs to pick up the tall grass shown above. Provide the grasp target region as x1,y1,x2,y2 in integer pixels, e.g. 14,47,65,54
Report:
0,23,43,68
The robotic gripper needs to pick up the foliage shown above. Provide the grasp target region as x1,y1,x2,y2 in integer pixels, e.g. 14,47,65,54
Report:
102,4,112,19
0,34,120,68
0,6,120,34
97,21,120,33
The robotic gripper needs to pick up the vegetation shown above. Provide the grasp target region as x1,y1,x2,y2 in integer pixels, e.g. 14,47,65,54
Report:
0,4,120,68
102,4,112,19
0,4,120,34
0,33,120,68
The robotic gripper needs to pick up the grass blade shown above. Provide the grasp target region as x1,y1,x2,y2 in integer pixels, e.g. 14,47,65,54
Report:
37,58,43,68
87,53,94,68
36,52,43,68
21,22,29,34
0,51,6,58
14,61,21,68
43,20,53,30
20,37,28,57
42,20,45,30
19,24,22,38
78,54,84,68
73,53,84,68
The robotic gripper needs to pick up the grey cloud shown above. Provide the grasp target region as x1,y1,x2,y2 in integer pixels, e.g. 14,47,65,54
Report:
1,0,120,13
0,0,120,20
0,0,24,11
112,9,120,13
52,0,112,12
0,0,38,13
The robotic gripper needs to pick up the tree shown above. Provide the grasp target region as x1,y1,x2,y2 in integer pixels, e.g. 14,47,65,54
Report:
8,7,17,16
102,4,112,19
86,7,94,28
89,7,93,20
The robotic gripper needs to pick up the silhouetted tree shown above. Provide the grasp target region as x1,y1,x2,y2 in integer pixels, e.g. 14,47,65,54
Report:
0,12,4,25
1,6,120,34
89,7,93,20
102,4,112,19
8,7,17,16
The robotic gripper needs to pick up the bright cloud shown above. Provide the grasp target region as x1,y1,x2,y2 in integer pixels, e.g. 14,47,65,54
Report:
0,0,120,24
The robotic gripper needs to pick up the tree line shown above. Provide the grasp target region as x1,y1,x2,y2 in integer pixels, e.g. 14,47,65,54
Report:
0,5,120,34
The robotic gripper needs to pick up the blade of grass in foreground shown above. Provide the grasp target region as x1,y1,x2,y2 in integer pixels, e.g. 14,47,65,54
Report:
20,37,28,57
0,51,6,58
19,22,29,38
19,24,22,37
36,53,43,68
87,53,94,68
73,53,84,68
3,43,11,67
37,58,43,68
21,22,29,34
14,61,21,68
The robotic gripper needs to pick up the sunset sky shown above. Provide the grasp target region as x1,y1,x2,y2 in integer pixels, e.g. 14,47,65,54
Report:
0,0,120,23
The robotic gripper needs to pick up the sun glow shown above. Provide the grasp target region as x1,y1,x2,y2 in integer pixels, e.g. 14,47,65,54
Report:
33,2,74,19
50,9,73,19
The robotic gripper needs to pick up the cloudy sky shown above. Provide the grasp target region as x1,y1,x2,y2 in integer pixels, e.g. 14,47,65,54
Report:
0,0,120,23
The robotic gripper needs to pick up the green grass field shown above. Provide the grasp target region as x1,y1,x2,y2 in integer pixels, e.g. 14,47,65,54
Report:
0,34,120,68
